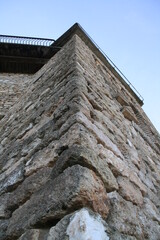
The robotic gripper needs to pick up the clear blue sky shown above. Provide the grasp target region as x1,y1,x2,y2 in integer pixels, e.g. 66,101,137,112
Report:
1,0,160,133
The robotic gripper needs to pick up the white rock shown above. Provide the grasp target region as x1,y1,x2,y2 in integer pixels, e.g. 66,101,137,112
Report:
127,139,132,147
66,208,109,240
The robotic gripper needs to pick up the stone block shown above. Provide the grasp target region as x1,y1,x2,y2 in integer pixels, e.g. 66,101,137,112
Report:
7,165,109,239
98,147,147,195
117,176,143,205
0,193,11,218
107,191,143,239
25,148,58,176
116,94,128,106
7,167,52,212
47,208,110,240
51,145,118,192
0,220,8,240
18,229,48,240
0,162,24,195
122,106,138,123
76,111,123,158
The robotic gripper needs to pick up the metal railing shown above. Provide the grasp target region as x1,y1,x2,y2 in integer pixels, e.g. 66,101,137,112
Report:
0,35,55,46
0,28,144,103
78,24,144,103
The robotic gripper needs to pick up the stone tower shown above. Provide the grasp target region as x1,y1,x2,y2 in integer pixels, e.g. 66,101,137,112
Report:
0,23,160,240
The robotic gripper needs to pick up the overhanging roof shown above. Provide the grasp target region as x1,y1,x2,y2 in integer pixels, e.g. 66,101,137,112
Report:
0,36,56,74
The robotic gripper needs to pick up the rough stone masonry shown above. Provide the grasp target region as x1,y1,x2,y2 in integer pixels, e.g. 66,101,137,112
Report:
0,24,160,240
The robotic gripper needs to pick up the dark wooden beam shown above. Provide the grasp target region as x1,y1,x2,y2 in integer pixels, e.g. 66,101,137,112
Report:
0,55,48,64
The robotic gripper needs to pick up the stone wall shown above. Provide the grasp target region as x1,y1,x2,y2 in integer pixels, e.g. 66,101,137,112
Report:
0,74,32,119
0,34,160,240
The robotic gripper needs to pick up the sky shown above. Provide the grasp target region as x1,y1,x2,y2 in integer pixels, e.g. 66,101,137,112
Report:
0,0,160,133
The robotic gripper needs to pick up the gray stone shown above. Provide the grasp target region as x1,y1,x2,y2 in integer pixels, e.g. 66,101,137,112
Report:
47,213,72,240
0,162,24,195
107,191,143,239
7,167,52,212
51,145,118,192
0,220,8,240
18,229,48,240
0,193,11,218
111,233,138,240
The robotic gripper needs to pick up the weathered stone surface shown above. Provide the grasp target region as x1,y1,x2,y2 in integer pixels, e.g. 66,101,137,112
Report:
122,106,138,123
107,191,143,239
47,208,110,240
18,229,48,240
0,193,10,218
110,232,138,240
0,74,31,118
7,165,109,239
0,220,8,240
116,94,128,106
24,146,58,177
47,214,71,240
0,26,160,240
98,146,147,195
107,191,160,240
76,111,123,158
21,137,42,157
138,209,160,240
143,198,160,223
117,176,143,205
7,167,52,212
51,145,118,192
0,162,24,195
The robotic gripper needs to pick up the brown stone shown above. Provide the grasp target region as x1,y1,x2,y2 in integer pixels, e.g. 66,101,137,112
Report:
7,165,109,239
122,106,138,123
116,94,128,106
117,176,143,205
